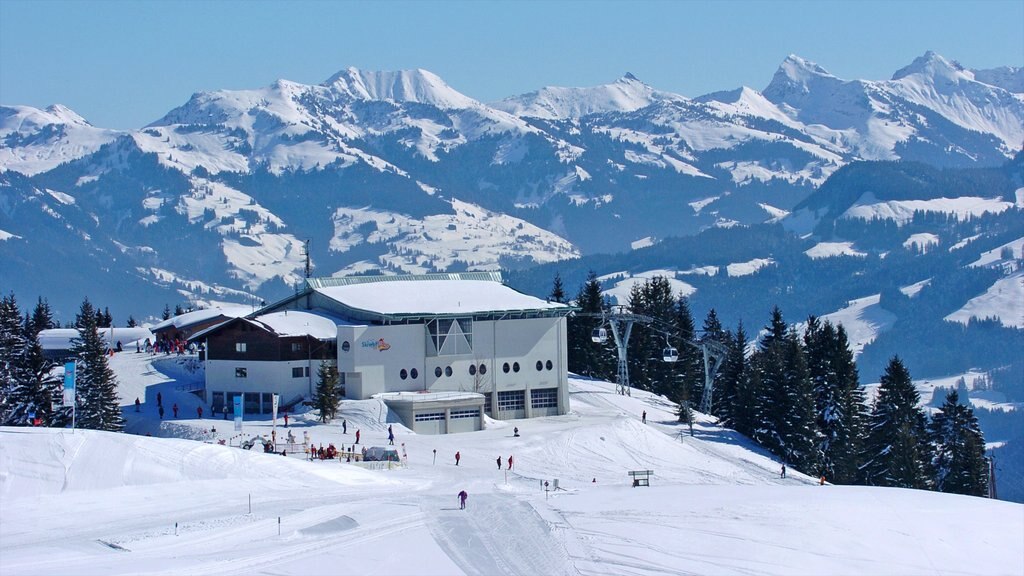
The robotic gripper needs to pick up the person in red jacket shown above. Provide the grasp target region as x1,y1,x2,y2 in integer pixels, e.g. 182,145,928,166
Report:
507,454,513,470
455,451,461,466
197,406,203,419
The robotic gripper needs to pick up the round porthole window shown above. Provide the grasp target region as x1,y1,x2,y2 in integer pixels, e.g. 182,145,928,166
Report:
400,369,408,380
479,364,487,375
513,362,520,373
536,360,543,371
341,341,350,352
410,368,418,379
445,366,453,377
502,362,510,373
546,360,553,370
435,366,443,378
469,364,477,376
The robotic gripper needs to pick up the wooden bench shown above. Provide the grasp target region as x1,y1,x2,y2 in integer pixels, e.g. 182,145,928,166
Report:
628,470,653,487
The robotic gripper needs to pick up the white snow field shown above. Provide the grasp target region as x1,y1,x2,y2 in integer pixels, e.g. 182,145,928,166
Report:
1,352,1022,576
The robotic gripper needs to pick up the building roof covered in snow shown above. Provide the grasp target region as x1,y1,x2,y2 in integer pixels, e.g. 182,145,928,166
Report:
190,309,350,342
261,272,573,323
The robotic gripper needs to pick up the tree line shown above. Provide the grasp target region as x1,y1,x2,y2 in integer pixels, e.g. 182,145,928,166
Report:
560,273,990,497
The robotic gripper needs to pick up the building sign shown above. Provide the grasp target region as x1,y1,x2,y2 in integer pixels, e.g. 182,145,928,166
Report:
362,338,391,351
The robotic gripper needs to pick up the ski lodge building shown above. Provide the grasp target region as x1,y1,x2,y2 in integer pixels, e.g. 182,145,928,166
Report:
193,272,572,434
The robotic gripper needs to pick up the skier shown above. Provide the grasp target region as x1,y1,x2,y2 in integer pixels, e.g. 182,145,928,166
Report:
642,410,646,424
497,456,502,470
458,490,468,510
513,427,519,437
156,392,162,408
507,454,513,470
355,429,360,444
820,475,826,486
455,451,461,466
342,419,347,434
172,403,179,418
388,425,394,445
158,405,165,419
197,406,203,419
135,397,140,412
223,405,229,420
780,464,786,479
284,412,288,427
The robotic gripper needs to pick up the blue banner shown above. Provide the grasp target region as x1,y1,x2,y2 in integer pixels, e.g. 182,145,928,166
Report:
233,395,243,431
63,361,76,407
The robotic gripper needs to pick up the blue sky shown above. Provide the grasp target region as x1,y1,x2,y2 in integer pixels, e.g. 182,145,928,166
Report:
1,0,1021,129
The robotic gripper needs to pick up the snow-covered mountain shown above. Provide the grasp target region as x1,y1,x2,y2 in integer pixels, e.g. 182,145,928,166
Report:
491,72,683,119
1,52,1021,321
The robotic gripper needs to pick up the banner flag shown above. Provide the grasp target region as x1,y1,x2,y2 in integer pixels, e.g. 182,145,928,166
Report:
272,394,279,424
63,361,76,407
233,395,243,432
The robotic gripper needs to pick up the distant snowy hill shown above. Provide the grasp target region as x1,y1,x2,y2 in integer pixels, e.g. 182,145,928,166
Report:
491,73,682,119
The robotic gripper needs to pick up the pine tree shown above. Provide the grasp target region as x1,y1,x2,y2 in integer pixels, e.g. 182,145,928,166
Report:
127,315,138,328
174,304,185,317
568,271,612,380
0,293,30,424
549,273,566,303
929,390,988,496
313,359,340,422
30,297,56,332
750,308,819,473
694,308,726,411
717,323,750,431
674,297,704,418
12,298,64,426
805,318,866,484
627,277,676,398
70,298,124,431
861,356,929,488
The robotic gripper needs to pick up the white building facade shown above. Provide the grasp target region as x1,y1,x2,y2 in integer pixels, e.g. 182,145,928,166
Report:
258,273,573,429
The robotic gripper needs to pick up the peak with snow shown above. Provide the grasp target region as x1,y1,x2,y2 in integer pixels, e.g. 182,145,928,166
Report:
324,67,481,109
491,73,683,120
891,50,967,81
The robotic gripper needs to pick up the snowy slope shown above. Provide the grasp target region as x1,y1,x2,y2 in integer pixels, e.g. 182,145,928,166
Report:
1,352,1021,576
0,105,122,175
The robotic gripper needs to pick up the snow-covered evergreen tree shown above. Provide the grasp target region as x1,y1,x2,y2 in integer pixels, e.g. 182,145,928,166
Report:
716,323,750,432
313,359,340,422
805,317,865,484
0,293,31,424
11,298,64,426
750,308,819,473
861,356,929,488
929,390,988,496
69,298,124,431
627,276,677,399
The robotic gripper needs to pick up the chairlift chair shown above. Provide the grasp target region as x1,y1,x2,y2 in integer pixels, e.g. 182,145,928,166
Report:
592,327,608,344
